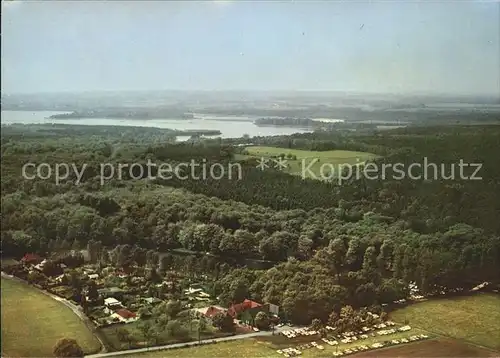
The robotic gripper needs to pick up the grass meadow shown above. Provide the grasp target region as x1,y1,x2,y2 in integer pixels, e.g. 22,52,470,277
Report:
121,339,276,358
236,146,378,180
1,277,101,357
390,293,500,351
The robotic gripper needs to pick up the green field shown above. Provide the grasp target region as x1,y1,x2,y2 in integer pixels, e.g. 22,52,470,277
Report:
1,277,101,357
121,339,276,358
121,332,498,358
390,294,500,351
236,146,378,180
127,326,430,358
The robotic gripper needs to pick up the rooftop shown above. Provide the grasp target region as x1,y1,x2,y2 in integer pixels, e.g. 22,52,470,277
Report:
21,253,42,263
104,297,121,305
228,299,263,317
184,288,203,295
195,305,226,318
144,297,162,304
116,309,136,319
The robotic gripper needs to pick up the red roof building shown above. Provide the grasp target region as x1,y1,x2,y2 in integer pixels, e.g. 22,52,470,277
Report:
21,253,42,265
243,299,262,309
115,309,137,319
205,306,224,318
195,306,226,319
228,299,263,317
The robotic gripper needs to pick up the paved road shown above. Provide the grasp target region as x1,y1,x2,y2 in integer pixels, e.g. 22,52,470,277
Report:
86,329,280,358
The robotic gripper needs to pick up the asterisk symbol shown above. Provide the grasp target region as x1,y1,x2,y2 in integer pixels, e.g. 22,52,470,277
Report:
256,157,269,171
273,157,288,170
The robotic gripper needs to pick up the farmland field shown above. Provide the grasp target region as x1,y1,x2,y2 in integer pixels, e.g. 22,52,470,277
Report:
121,339,277,357
125,334,497,358
350,338,498,357
256,328,430,358
390,294,500,351
129,328,431,358
1,277,101,357
236,146,378,179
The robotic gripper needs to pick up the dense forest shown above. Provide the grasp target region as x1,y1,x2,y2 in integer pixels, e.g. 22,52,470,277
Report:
1,122,499,325
202,107,500,124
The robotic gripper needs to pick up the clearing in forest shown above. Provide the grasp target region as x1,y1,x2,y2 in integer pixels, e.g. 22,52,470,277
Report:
237,146,378,179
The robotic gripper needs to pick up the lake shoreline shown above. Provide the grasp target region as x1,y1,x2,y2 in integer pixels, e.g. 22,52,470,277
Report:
1,111,313,139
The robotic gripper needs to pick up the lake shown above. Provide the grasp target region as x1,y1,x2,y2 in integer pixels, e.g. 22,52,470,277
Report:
0,111,313,139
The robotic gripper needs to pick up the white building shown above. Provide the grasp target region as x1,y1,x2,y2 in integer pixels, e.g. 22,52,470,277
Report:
110,309,138,323
104,297,122,309
184,287,203,295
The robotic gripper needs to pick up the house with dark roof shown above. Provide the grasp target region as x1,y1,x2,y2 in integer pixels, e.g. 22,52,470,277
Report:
98,287,126,299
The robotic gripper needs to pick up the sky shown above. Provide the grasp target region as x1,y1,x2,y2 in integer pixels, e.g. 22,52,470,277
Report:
1,0,499,95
